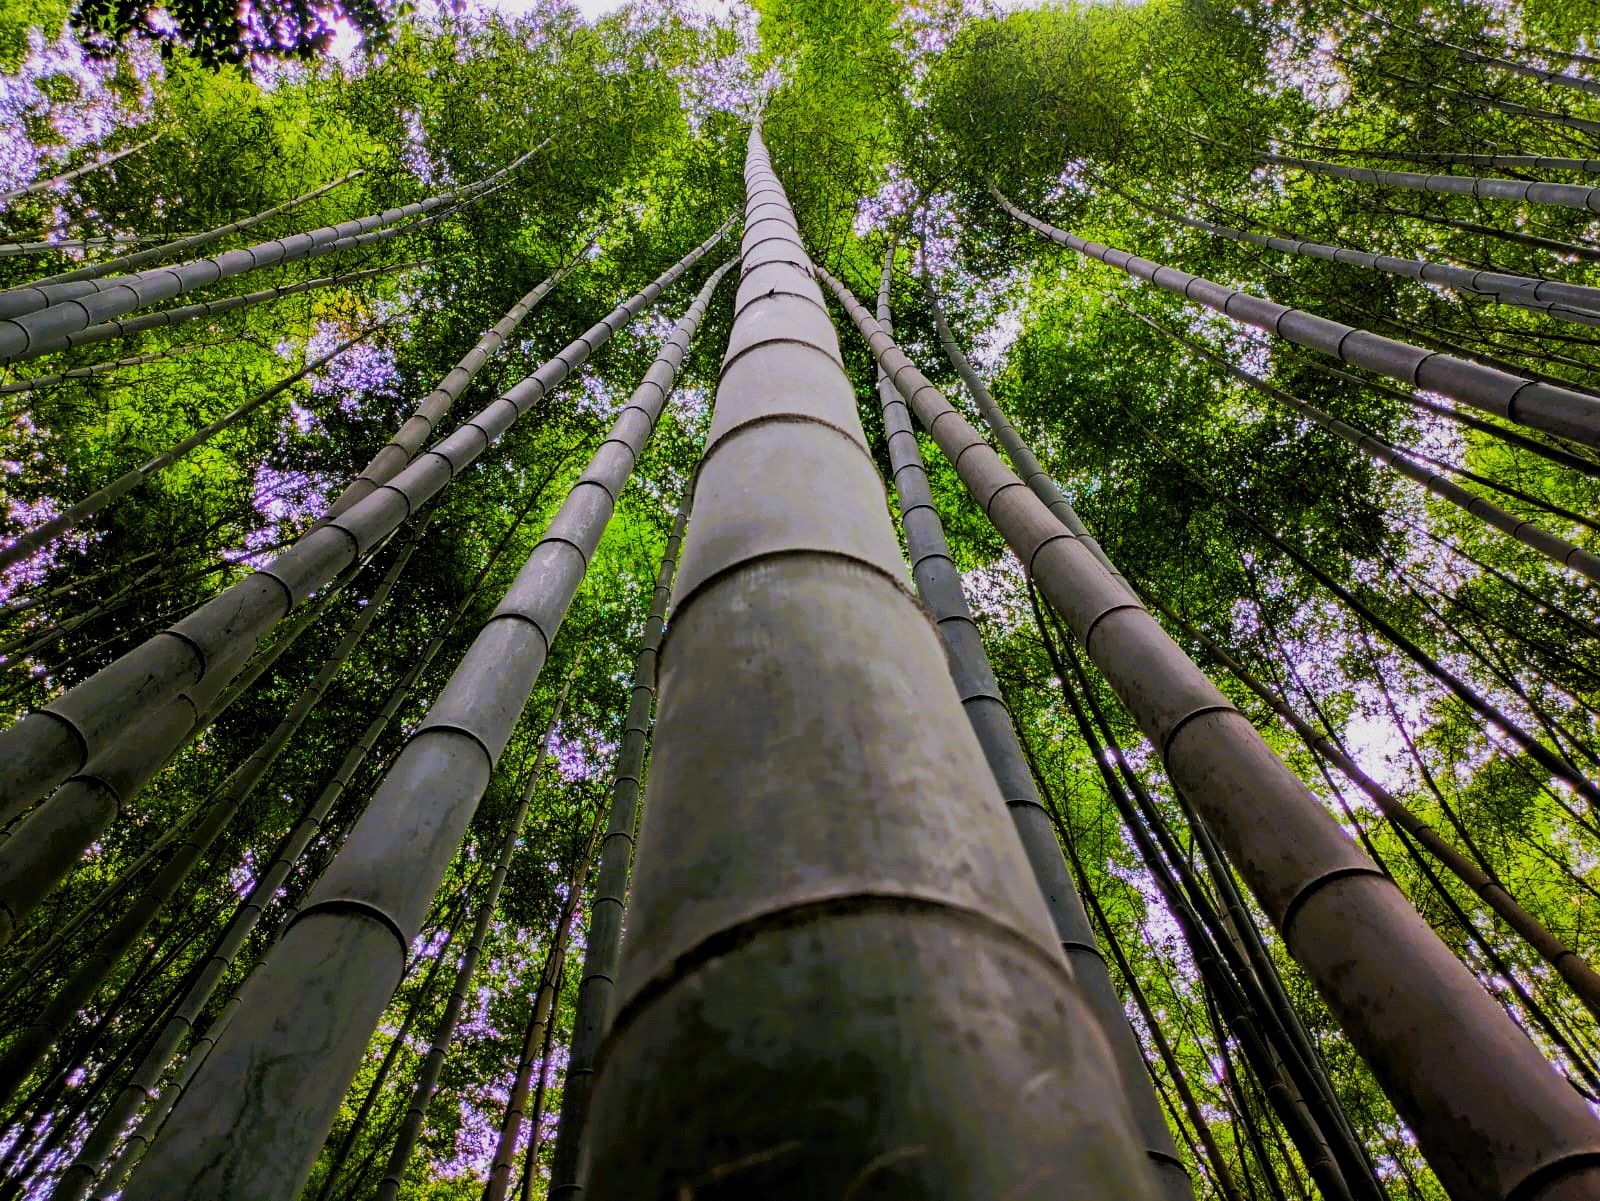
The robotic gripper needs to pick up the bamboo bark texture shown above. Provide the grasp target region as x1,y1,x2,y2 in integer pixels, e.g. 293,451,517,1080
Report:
373,669,575,1201
873,244,1191,1201
990,185,1600,447
119,253,735,1201
323,257,575,520
1256,152,1600,213
0,142,542,360
816,263,1600,1201
579,124,1158,1201
0,221,729,822
15,169,362,291
546,495,688,1201
73,478,560,1201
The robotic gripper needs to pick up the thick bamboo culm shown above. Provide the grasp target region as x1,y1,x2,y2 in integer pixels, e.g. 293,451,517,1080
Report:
817,261,1600,1201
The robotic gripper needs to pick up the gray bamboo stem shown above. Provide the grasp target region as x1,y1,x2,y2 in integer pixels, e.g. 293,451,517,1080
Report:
546,496,689,1201
878,244,1190,1201
578,125,1157,1201
118,250,734,1201
372,667,578,1201
817,262,1600,1201
0,221,730,821
991,184,1600,448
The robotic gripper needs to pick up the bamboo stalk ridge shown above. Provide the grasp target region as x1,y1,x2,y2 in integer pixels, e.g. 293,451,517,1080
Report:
816,261,1600,1201
119,253,736,1200
546,492,689,1201
580,123,1159,1201
992,185,1600,447
0,220,731,820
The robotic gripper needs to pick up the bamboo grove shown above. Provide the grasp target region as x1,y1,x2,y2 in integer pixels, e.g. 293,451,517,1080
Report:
4,0,1600,1196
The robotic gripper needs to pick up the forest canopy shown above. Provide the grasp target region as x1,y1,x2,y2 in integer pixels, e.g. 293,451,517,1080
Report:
3,0,1600,1197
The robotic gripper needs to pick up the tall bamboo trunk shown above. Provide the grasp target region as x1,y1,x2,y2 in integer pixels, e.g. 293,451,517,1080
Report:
16,169,362,290
546,494,689,1201
0,141,543,358
990,185,1600,448
579,124,1157,1201
1123,304,1600,584
876,242,1191,1201
75,480,558,1200
0,521,424,1111
817,264,1600,1201
481,817,601,1201
118,251,735,1201
0,222,730,823
372,667,577,1201
1256,152,1600,214
44,258,423,356
1144,199,1600,322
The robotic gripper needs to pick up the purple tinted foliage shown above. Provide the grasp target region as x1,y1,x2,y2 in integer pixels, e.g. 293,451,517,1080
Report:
0,26,160,199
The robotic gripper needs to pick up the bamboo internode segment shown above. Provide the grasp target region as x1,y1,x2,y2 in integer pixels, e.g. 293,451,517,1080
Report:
879,248,1191,1201
547,495,688,1201
0,221,730,821
1257,152,1600,213
992,185,1600,447
817,262,1600,1201
0,142,538,361
1157,202,1600,323
16,169,363,291
119,252,736,1201
323,256,576,521
580,124,1159,1201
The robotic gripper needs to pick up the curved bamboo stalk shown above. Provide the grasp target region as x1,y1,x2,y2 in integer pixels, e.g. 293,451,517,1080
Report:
482,816,602,1201
1281,142,1600,174
44,258,422,356
0,221,730,823
992,185,1600,448
816,263,1600,1201
0,316,398,575
372,667,577,1201
117,253,735,1201
1123,305,1600,584
0,136,160,208
1148,592,1600,1021
546,496,688,1201
1146,200,1600,324
74,473,562,1201
16,170,362,291
0,521,424,1113
322,255,577,521
0,143,541,360
578,125,1157,1201
876,244,1190,1201
1257,152,1600,214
